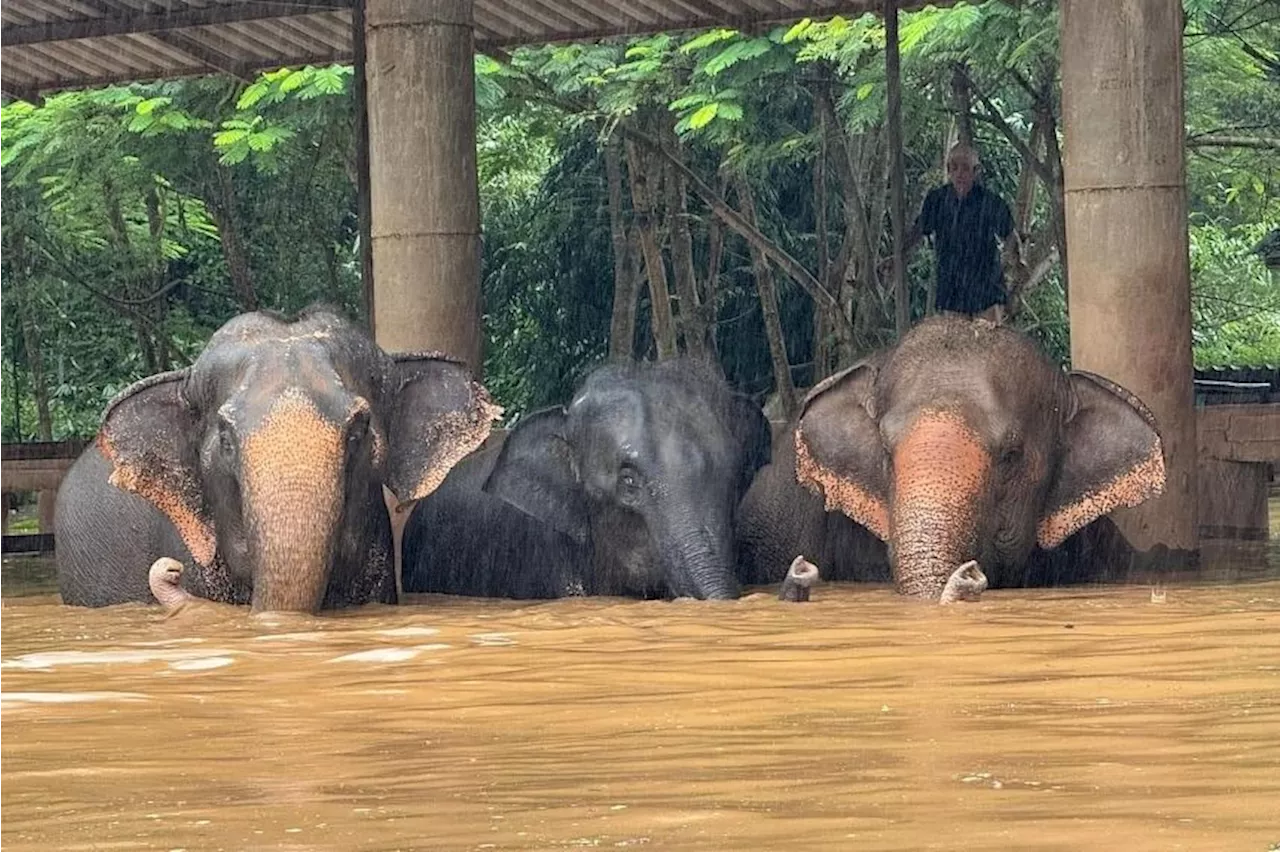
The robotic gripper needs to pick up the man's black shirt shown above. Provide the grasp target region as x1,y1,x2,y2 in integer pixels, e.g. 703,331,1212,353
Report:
917,183,1014,314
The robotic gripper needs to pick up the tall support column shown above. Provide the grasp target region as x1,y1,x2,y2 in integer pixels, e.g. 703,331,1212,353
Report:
1060,0,1197,555
364,0,482,371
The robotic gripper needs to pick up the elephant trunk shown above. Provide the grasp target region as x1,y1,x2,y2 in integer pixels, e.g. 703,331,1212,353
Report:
889,411,991,599
242,391,346,613
660,506,740,600
148,558,194,611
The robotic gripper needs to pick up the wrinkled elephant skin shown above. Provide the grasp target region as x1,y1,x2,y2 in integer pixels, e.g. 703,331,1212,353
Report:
737,315,1166,599
56,306,500,613
403,359,772,601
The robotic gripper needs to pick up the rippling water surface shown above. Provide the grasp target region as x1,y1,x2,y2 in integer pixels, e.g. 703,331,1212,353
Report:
3,555,1279,851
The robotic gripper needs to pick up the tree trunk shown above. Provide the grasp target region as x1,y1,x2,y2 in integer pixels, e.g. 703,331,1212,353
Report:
606,140,639,361
12,228,56,527
884,0,909,339
813,101,833,382
17,285,55,533
736,176,796,419
352,0,376,331
622,125,840,314
1014,118,1043,236
12,267,52,442
143,186,173,371
210,166,260,313
625,139,677,361
814,84,878,298
1041,103,1069,303
662,128,708,358
950,62,974,150
703,179,725,356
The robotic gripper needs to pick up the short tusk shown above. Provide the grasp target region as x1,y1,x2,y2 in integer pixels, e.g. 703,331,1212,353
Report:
779,555,820,603
939,560,988,605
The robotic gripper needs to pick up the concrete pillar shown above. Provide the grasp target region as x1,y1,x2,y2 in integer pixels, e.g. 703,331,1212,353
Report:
1060,0,1198,556
364,0,482,371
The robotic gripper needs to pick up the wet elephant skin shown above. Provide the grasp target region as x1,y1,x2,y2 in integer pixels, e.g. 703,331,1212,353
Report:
55,306,500,613
403,359,772,601
737,315,1167,599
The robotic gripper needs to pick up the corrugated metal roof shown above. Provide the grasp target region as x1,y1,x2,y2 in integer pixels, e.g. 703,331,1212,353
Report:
1,0,902,97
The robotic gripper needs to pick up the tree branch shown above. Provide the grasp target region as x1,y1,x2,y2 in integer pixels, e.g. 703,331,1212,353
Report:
618,124,841,312
1186,135,1280,149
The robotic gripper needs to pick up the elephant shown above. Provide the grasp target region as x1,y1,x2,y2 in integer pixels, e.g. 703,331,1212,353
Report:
55,306,501,613
737,314,1167,599
401,359,772,600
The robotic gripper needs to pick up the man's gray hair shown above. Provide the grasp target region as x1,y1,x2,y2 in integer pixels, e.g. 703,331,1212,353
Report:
946,143,980,167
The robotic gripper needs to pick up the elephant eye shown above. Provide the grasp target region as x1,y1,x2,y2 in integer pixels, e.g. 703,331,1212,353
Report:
347,410,370,446
616,466,644,503
216,418,236,457
1000,445,1024,467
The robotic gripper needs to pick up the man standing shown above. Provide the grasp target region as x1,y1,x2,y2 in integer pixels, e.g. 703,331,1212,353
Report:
901,144,1022,322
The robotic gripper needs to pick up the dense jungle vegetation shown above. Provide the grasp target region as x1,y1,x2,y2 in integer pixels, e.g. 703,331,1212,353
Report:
3,0,1277,442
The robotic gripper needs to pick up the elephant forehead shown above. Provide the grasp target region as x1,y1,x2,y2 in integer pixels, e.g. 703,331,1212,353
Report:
197,328,377,392
222,357,360,429
881,371,1032,450
240,390,345,495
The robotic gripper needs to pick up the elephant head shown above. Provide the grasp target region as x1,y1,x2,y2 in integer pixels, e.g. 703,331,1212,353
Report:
97,307,500,612
483,360,771,600
795,315,1165,598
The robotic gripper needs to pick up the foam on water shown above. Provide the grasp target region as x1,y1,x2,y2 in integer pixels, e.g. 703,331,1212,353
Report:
1,691,149,704
2,648,240,670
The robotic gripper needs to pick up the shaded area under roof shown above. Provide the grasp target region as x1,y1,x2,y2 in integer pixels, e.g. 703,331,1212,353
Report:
1,0,920,98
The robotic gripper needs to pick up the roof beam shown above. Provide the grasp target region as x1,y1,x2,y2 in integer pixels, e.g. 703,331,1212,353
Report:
41,0,257,81
150,30,257,81
0,49,353,94
1,1,355,47
1,84,45,106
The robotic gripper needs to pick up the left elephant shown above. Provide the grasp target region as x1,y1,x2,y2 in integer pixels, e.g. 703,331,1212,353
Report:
55,306,501,613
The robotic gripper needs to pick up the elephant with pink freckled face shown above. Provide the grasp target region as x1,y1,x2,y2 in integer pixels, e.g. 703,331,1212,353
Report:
55,306,500,613
737,314,1169,599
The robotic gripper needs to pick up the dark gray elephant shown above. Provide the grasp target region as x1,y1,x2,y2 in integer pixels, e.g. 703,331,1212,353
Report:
402,359,772,600
55,307,500,612
737,315,1166,598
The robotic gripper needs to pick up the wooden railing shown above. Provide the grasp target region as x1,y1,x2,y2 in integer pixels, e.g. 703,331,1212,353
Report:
2,439,89,554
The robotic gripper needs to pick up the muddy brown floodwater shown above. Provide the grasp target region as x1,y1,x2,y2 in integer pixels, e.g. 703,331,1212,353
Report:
3,555,1279,851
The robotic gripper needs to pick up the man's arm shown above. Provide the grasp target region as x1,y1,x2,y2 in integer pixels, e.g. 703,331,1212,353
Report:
881,190,932,275
995,197,1018,257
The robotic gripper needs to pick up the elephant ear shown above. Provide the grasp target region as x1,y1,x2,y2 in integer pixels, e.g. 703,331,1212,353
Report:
1037,371,1166,549
728,393,773,499
482,407,590,544
794,359,891,541
97,369,217,567
385,353,503,510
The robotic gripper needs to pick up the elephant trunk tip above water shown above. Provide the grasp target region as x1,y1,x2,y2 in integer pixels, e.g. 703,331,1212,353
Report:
743,314,1168,599
778,556,819,602
148,557,192,611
